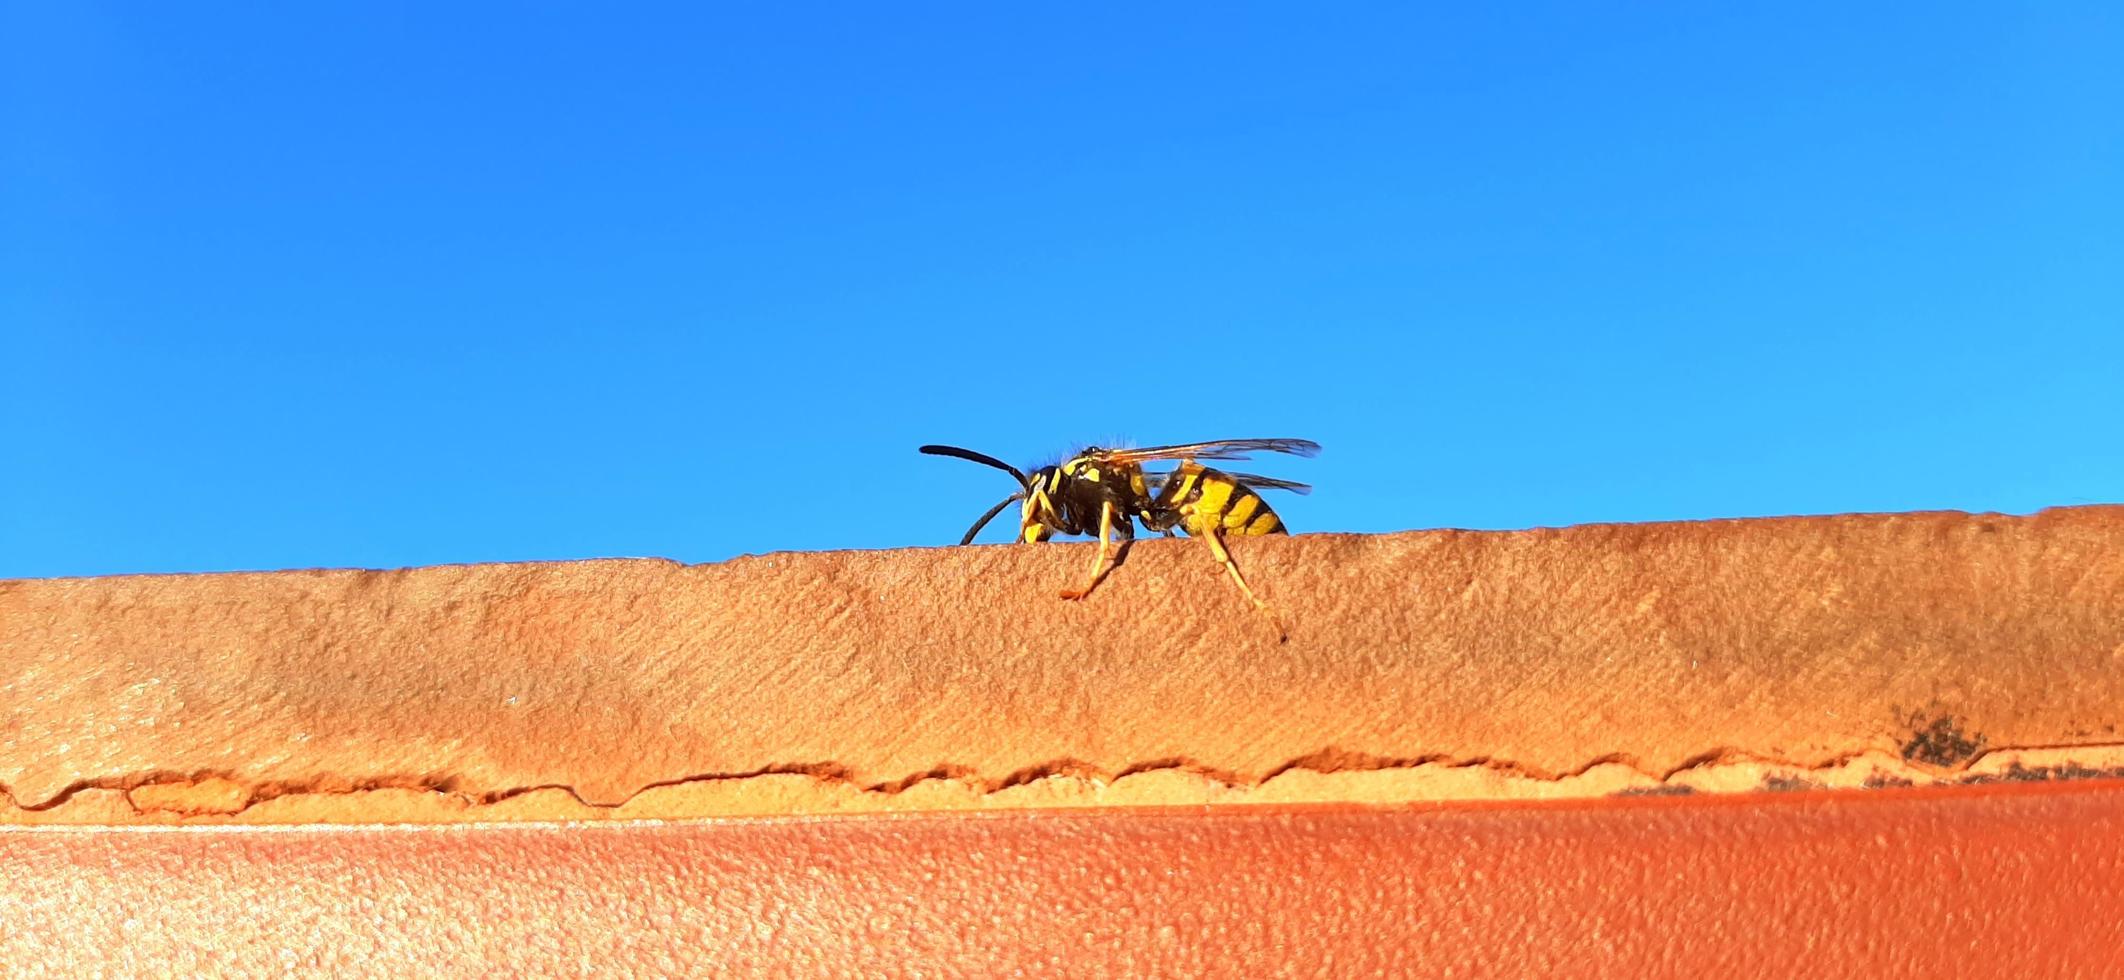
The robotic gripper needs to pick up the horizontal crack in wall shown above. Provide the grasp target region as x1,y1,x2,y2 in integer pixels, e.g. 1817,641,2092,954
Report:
8,744,2124,825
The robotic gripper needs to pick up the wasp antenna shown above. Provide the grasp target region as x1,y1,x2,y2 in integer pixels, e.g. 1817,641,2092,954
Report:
919,444,1031,488
958,493,1024,546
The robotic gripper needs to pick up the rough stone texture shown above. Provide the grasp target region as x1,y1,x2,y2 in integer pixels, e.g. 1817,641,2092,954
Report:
6,784,2123,976
4,505,2122,821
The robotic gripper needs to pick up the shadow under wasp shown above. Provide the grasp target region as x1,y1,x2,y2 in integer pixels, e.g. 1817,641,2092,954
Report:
918,439,1320,633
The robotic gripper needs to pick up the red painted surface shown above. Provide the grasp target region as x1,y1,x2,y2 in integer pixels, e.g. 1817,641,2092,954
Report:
6,783,2123,976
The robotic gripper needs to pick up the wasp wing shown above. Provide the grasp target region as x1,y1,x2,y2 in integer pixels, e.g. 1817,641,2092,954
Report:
1142,470,1312,495
1097,439,1320,465
1219,472,1312,495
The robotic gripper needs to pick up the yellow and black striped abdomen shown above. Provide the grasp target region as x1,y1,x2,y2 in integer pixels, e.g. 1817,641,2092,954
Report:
1150,462,1285,537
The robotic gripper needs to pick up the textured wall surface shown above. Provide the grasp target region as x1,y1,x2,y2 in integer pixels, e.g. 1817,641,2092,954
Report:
4,506,2123,821
6,507,2123,973
5,784,2122,976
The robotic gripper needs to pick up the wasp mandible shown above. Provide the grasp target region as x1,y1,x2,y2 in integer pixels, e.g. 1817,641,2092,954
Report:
918,439,1319,625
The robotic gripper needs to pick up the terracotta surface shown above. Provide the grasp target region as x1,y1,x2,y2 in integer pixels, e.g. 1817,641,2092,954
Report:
6,783,2122,975
5,506,2124,821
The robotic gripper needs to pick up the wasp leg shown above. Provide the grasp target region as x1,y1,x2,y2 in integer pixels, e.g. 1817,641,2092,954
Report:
1202,529,1286,639
1059,500,1120,601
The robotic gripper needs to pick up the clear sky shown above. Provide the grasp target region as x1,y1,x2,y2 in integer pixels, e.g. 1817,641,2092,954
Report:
4,5,2120,579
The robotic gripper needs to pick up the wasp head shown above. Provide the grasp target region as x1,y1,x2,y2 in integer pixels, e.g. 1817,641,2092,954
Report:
1017,465,1062,543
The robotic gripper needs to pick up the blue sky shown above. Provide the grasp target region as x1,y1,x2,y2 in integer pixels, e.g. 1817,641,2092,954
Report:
4,4,2119,578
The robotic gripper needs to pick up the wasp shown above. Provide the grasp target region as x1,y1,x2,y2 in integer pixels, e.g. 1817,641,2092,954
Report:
918,439,1319,628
